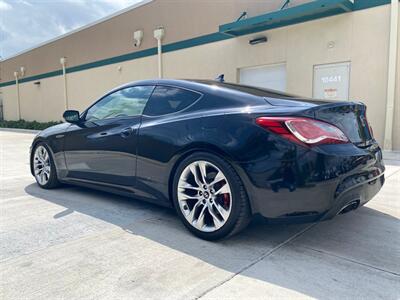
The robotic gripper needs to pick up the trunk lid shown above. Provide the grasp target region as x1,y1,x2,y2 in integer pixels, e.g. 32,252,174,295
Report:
308,102,373,147
264,97,374,147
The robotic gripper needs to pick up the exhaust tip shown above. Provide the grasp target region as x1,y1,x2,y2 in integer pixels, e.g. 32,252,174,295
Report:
338,200,360,215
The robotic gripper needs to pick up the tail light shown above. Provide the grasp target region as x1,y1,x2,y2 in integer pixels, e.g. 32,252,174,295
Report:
256,117,349,146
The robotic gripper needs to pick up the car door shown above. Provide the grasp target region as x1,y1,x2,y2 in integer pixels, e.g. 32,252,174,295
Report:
135,85,202,202
63,85,155,186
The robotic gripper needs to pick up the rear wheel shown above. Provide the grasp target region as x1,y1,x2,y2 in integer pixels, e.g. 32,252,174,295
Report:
172,152,251,240
32,143,60,189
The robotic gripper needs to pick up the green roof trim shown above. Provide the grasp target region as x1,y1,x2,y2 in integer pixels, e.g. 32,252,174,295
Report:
353,0,391,10
0,32,232,88
219,0,354,36
0,0,391,89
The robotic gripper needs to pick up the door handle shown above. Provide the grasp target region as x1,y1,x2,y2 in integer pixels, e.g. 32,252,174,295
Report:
120,127,133,138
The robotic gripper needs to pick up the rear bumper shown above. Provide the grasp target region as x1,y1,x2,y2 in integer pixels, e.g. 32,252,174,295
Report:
237,142,385,222
263,172,384,224
321,172,384,221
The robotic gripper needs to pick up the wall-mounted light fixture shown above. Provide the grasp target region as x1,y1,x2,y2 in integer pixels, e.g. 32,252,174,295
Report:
20,66,26,77
249,36,268,45
34,81,41,85
133,30,144,47
60,57,67,67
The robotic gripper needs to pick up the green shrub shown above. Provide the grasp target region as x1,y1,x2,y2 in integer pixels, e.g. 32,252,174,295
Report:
0,119,62,130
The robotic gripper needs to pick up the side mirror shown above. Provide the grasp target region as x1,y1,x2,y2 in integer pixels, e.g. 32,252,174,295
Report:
63,110,80,123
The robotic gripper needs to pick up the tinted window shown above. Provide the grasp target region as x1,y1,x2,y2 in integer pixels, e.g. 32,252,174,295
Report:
143,86,201,116
85,86,154,121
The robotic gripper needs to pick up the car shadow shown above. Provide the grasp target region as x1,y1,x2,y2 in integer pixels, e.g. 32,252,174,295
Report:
24,182,399,299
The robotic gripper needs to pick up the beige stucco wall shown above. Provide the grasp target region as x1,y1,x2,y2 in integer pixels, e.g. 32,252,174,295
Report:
1,55,159,120
1,4,399,150
68,55,158,112
2,76,65,122
0,0,310,83
161,5,392,146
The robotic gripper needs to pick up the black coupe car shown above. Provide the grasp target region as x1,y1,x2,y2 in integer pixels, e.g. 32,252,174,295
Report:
30,79,385,240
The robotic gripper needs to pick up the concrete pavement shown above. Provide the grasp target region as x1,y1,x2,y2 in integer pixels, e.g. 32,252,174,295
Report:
0,131,399,299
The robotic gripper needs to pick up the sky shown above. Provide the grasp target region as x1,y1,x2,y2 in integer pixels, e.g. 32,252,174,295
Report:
0,0,142,59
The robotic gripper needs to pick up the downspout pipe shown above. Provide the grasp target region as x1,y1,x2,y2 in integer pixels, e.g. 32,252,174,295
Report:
13,71,21,120
154,27,165,78
60,57,68,110
383,0,399,150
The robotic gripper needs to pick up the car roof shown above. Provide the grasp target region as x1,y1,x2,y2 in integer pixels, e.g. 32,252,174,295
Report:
104,79,331,108
116,78,299,99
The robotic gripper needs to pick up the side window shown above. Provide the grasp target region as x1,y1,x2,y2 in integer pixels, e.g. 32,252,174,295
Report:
85,86,154,121
143,86,201,116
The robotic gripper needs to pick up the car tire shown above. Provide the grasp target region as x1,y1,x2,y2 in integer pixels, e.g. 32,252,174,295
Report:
172,152,251,240
31,142,60,189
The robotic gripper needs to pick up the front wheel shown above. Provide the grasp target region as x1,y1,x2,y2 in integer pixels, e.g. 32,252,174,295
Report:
32,143,60,189
172,152,251,240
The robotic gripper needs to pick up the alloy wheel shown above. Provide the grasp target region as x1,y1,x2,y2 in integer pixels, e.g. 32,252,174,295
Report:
33,145,51,186
177,160,232,232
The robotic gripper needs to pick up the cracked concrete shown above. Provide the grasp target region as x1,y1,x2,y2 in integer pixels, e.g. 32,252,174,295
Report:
0,131,399,299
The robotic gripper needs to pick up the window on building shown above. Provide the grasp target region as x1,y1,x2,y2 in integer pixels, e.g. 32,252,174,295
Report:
85,86,154,121
143,86,201,116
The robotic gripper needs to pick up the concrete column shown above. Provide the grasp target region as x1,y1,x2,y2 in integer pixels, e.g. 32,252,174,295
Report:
383,0,399,150
14,71,21,120
154,27,165,79
60,57,68,110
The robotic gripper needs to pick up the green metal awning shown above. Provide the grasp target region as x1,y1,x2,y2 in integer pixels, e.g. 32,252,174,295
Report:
219,0,354,37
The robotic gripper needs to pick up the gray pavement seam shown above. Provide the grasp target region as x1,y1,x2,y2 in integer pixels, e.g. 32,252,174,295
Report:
195,222,318,300
299,245,400,277
386,167,400,179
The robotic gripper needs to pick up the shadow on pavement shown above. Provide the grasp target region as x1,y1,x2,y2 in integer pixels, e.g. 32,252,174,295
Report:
24,182,400,299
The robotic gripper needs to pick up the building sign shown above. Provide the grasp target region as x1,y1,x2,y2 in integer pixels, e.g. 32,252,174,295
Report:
313,62,350,101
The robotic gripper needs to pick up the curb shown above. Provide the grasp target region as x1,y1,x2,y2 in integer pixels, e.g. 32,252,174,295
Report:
383,150,400,161
0,128,40,134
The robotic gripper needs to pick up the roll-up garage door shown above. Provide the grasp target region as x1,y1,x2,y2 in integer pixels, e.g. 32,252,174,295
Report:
239,63,287,92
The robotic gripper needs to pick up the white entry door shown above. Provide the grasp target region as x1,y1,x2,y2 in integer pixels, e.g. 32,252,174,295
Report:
239,63,287,92
313,62,351,101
